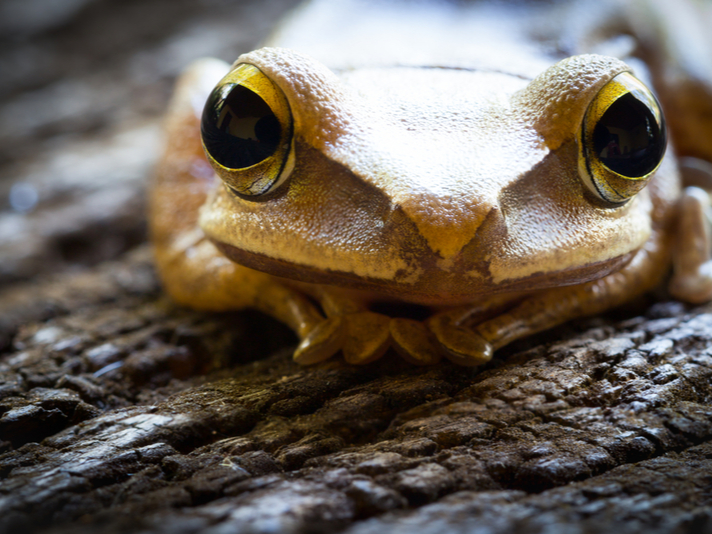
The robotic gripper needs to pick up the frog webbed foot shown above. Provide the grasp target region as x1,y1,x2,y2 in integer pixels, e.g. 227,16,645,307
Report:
293,295,496,367
291,289,395,365
294,311,494,367
390,311,495,366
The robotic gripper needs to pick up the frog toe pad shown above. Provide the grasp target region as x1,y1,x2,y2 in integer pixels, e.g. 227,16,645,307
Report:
427,314,494,366
342,312,391,364
293,316,346,364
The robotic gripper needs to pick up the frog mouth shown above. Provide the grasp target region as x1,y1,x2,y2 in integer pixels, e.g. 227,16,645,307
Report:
211,238,636,306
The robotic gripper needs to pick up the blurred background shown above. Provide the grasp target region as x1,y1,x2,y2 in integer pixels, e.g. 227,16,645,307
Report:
0,0,300,288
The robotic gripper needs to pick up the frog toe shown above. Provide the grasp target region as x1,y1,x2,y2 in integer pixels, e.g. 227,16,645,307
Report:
343,312,391,364
427,313,493,367
293,316,346,364
390,318,442,365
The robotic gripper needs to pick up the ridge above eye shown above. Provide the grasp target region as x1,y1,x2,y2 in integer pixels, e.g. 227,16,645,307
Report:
579,72,667,205
201,63,295,198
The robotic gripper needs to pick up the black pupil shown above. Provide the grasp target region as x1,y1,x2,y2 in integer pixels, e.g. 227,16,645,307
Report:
592,92,666,177
201,84,281,169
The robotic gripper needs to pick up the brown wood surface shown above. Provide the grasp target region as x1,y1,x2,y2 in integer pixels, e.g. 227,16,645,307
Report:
1,1,711,533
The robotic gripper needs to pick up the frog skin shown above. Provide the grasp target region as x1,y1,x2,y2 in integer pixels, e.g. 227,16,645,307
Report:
150,0,712,366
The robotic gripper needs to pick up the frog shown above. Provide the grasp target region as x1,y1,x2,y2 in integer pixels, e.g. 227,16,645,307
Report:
150,0,712,366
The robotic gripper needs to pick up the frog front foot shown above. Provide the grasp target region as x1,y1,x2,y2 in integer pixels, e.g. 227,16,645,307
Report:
292,298,494,367
390,311,495,367
293,311,392,365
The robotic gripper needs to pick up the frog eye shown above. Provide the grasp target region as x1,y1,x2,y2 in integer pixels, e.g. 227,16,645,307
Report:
579,72,666,205
201,63,294,197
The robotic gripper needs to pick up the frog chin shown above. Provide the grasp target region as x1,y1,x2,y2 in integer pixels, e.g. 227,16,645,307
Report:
211,237,636,306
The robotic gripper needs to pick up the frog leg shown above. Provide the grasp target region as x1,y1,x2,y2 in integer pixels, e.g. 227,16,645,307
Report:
669,159,712,303
151,59,346,365
426,231,669,366
156,231,347,364
668,187,712,303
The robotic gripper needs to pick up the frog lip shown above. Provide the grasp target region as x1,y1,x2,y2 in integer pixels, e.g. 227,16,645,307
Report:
212,238,414,297
211,238,635,306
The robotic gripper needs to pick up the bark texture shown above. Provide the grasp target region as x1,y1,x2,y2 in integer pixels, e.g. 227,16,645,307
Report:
1,1,712,533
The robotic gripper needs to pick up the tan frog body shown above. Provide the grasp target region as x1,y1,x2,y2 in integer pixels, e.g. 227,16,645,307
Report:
151,0,712,366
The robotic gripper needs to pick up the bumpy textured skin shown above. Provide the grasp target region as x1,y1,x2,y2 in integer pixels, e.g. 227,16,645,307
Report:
150,0,712,365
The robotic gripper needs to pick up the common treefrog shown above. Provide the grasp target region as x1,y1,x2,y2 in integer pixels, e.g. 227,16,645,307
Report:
151,0,712,365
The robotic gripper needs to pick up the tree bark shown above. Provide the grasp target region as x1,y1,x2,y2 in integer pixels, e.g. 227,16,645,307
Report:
1,1,711,533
